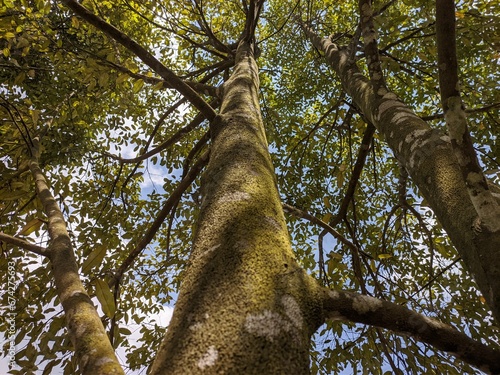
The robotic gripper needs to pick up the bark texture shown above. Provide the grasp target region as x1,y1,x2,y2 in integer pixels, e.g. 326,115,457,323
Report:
322,289,500,374
29,137,124,375
303,26,500,322
150,40,322,375
436,0,500,233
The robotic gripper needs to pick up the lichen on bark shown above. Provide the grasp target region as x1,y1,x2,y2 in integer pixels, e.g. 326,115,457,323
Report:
150,40,322,375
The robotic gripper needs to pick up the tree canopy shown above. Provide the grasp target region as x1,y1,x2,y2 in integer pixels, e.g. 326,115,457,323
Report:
1,0,500,374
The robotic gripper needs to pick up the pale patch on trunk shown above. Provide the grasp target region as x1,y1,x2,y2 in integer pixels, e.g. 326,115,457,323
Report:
244,310,293,342
445,96,467,144
197,346,218,370
281,295,303,328
219,191,251,203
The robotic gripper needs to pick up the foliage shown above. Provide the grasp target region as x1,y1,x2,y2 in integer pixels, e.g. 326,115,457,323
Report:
1,0,499,373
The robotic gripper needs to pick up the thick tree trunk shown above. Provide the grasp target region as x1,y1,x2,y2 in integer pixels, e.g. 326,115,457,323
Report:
150,40,323,375
303,27,500,322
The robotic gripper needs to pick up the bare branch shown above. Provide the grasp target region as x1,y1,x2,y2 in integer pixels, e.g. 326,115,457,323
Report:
282,203,362,254
421,102,500,121
106,100,219,164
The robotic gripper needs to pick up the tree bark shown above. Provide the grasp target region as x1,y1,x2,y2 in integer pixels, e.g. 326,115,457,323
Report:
150,40,323,374
302,25,500,323
435,0,500,233
28,137,124,375
322,289,500,373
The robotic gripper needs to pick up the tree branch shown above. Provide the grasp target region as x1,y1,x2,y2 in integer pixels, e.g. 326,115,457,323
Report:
331,122,375,226
0,232,47,256
359,0,387,93
60,0,217,121
29,135,124,374
421,102,500,121
321,288,500,374
106,100,218,164
111,150,210,288
436,0,500,232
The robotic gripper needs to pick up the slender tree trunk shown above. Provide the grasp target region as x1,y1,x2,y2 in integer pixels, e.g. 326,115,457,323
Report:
29,137,124,375
150,40,323,375
302,26,500,322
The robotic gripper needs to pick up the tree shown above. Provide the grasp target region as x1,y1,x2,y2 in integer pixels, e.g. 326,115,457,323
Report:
1,0,500,374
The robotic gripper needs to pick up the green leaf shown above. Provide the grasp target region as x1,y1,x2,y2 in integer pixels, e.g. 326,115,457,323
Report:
116,73,130,84
152,80,164,90
94,278,116,318
322,213,332,223
323,196,331,209
82,244,107,273
19,218,44,236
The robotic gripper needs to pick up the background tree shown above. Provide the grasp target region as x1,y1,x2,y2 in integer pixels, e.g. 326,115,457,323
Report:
1,0,500,374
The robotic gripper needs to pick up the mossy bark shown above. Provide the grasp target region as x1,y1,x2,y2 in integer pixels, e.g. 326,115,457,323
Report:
150,41,323,374
29,138,124,375
304,29,500,322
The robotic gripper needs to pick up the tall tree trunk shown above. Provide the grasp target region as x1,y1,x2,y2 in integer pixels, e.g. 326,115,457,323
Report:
150,40,323,375
29,137,124,375
302,26,500,322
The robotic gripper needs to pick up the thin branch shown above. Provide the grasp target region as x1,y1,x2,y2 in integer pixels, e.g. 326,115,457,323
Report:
409,257,462,300
192,0,233,55
421,102,500,121
0,232,47,256
332,122,375,226
110,150,210,288
380,22,435,53
106,101,217,164
282,203,370,257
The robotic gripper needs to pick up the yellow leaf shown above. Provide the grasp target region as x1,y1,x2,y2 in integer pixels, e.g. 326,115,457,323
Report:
152,81,165,90
377,253,392,259
479,295,486,304
132,79,144,93
4,32,15,39
82,244,107,273
71,16,80,28
19,218,44,236
94,279,116,318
